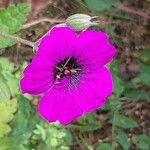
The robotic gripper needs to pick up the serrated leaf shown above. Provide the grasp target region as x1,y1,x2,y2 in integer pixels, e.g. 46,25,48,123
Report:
116,131,130,150
0,99,17,123
0,137,12,150
132,135,150,150
0,124,11,138
0,58,14,72
96,143,112,150
5,73,19,97
0,3,29,48
84,0,118,12
0,58,19,99
0,99,17,138
110,114,138,129
32,122,70,150
0,72,11,100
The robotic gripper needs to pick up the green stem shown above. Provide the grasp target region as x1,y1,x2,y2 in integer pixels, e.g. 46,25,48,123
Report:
111,102,120,150
0,32,35,48
112,109,117,150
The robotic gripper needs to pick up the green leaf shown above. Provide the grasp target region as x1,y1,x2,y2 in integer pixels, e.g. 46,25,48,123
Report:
10,96,39,150
106,25,116,35
80,122,101,132
0,72,11,100
109,60,124,96
124,89,150,102
102,96,121,112
137,48,150,65
10,96,33,133
5,74,19,97
105,9,131,19
78,112,97,124
84,0,118,12
0,58,15,72
111,114,138,129
96,143,112,150
132,63,150,86
0,137,12,150
116,131,130,150
0,58,19,99
32,122,70,150
132,135,150,150
0,38,16,48
0,3,29,48
64,130,73,146
0,99,17,138
0,124,11,139
113,75,124,96
85,113,97,122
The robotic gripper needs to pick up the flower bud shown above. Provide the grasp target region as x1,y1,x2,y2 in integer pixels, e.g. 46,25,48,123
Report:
66,14,99,31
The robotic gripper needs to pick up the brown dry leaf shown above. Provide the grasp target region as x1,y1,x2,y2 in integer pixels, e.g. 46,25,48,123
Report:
131,26,146,38
0,0,11,8
27,0,51,21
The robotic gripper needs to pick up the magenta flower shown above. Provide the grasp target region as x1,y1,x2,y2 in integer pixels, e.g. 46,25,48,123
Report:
20,27,116,125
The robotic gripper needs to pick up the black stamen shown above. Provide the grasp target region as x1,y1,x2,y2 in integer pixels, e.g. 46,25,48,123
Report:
53,57,81,81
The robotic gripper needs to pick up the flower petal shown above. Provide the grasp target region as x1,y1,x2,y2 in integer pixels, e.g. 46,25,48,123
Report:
75,30,116,68
37,27,77,62
20,77,51,95
76,66,113,112
20,27,115,125
58,90,83,124
38,67,112,124
38,90,64,123
23,54,54,78
38,89,83,124
20,55,54,95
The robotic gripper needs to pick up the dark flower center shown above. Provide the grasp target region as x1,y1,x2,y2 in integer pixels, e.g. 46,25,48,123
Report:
53,57,81,81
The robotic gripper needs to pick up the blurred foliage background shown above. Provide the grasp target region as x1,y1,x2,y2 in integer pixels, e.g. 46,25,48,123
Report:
0,0,150,150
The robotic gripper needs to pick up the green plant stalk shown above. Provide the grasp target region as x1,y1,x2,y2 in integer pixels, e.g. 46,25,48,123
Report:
111,99,121,150
0,32,35,48
112,108,118,150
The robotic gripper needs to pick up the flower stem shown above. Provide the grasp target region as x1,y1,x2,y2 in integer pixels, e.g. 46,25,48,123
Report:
0,32,36,48
22,17,65,29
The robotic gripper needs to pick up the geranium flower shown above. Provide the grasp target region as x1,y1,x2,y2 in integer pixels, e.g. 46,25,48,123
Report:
20,27,116,125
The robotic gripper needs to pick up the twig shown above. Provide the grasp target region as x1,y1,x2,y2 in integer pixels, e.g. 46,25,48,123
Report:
116,4,150,19
0,32,35,48
22,17,65,29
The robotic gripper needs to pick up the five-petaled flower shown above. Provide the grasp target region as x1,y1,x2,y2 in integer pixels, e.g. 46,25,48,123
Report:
20,27,116,125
